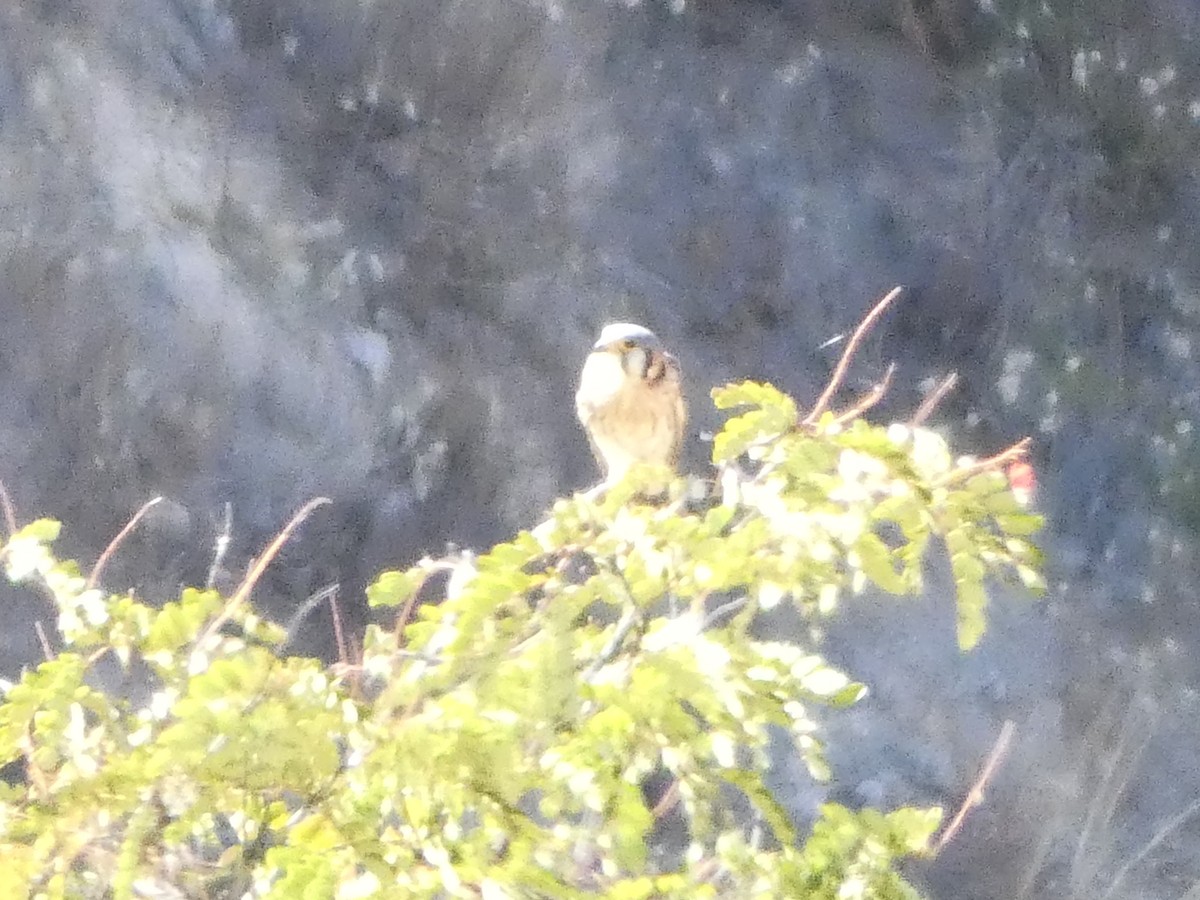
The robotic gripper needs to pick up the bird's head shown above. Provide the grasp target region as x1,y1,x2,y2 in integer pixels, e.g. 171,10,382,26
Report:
591,322,664,378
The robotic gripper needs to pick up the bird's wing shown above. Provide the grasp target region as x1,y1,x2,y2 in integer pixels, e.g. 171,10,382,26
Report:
662,352,688,465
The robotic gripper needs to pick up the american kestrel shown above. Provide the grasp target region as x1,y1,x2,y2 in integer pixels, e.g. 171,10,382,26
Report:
575,323,687,485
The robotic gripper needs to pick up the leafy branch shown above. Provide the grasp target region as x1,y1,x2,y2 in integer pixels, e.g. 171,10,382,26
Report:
0,300,1043,896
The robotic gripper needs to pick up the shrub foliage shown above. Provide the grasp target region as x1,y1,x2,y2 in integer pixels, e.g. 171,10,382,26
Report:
0,380,1041,898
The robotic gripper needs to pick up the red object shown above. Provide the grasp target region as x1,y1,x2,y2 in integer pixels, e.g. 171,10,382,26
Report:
1006,460,1036,507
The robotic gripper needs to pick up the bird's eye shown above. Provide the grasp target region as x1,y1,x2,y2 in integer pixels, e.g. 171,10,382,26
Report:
620,339,636,350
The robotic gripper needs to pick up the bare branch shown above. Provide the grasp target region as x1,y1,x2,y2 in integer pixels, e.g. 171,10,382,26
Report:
283,583,339,651
652,778,681,819
938,437,1032,486
329,589,349,668
193,497,331,656
345,631,364,696
392,558,464,643
803,286,904,426
86,497,163,591
33,620,53,661
702,597,748,630
932,720,1015,854
0,480,17,538
1104,798,1200,900
583,608,640,682
393,571,427,645
830,363,896,426
206,502,233,590
909,372,959,427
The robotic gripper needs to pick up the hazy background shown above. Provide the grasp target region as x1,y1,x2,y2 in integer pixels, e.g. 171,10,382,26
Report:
1,1,1198,896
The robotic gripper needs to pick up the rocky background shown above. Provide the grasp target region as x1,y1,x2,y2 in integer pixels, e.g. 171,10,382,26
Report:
1,0,1198,897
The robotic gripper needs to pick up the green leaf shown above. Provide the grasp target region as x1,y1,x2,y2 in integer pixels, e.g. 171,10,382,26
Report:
882,806,943,853
366,568,423,608
1016,563,1047,594
964,471,1009,497
145,588,223,656
953,571,988,651
711,381,798,417
872,494,927,538
996,512,1044,537
11,519,62,543
854,532,909,595
797,663,867,707
711,411,769,463
287,813,344,852
721,767,798,846
608,877,657,900
711,381,799,463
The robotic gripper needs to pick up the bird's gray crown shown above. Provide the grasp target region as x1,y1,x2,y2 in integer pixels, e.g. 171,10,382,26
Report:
593,322,661,350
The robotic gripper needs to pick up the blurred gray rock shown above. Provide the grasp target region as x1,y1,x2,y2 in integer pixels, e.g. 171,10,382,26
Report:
1,0,1199,896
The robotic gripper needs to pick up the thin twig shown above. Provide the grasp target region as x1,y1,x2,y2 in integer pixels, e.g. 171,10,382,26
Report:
1016,825,1064,900
328,589,348,668
393,565,443,643
702,597,748,630
583,608,640,682
192,497,331,657
333,648,449,679
802,286,904,426
87,646,111,666
693,857,723,884
391,559,464,643
0,480,17,538
33,620,53,661
393,576,424,644
86,497,163,590
1072,691,1156,894
282,583,340,651
339,624,365,699
937,438,1032,487
390,649,448,664
932,720,1015,854
19,735,49,797
830,363,896,426
206,502,233,590
1104,797,1200,900
1068,693,1130,890
909,372,959,427
652,779,681,819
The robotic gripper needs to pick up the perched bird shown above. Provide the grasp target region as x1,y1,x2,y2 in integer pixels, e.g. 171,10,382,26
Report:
575,323,687,485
